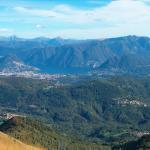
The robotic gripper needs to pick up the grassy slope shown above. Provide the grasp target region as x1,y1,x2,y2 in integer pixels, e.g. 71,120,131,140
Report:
0,116,110,150
0,131,43,150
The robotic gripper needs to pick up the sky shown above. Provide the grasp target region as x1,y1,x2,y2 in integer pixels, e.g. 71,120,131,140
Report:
0,0,150,39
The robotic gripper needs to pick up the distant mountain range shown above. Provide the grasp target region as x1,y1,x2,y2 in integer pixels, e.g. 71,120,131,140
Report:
0,35,150,74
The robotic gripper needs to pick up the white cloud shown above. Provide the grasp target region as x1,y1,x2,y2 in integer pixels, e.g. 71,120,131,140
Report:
14,1,150,24
0,28,14,36
13,0,150,38
0,28,9,32
14,6,64,18
0,28,11,33
36,24,44,29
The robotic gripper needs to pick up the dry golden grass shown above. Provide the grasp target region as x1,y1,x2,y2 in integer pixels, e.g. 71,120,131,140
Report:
0,132,43,150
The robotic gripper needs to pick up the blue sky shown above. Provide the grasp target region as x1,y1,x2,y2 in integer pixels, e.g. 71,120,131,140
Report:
0,0,150,39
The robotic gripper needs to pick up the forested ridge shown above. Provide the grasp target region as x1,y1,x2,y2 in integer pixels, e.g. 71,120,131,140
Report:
1,76,150,145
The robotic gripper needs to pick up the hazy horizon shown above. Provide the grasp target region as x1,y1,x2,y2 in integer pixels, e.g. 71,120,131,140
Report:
0,34,150,40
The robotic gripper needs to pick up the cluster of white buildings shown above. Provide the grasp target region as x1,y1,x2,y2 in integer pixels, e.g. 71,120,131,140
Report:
132,131,150,138
0,112,22,120
114,97,148,107
0,71,66,80
118,99,147,107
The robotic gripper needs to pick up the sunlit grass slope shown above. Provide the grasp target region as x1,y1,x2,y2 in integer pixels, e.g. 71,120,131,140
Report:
0,131,43,150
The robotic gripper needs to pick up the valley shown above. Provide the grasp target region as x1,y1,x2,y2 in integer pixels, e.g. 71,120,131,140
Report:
1,76,150,149
0,35,150,150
